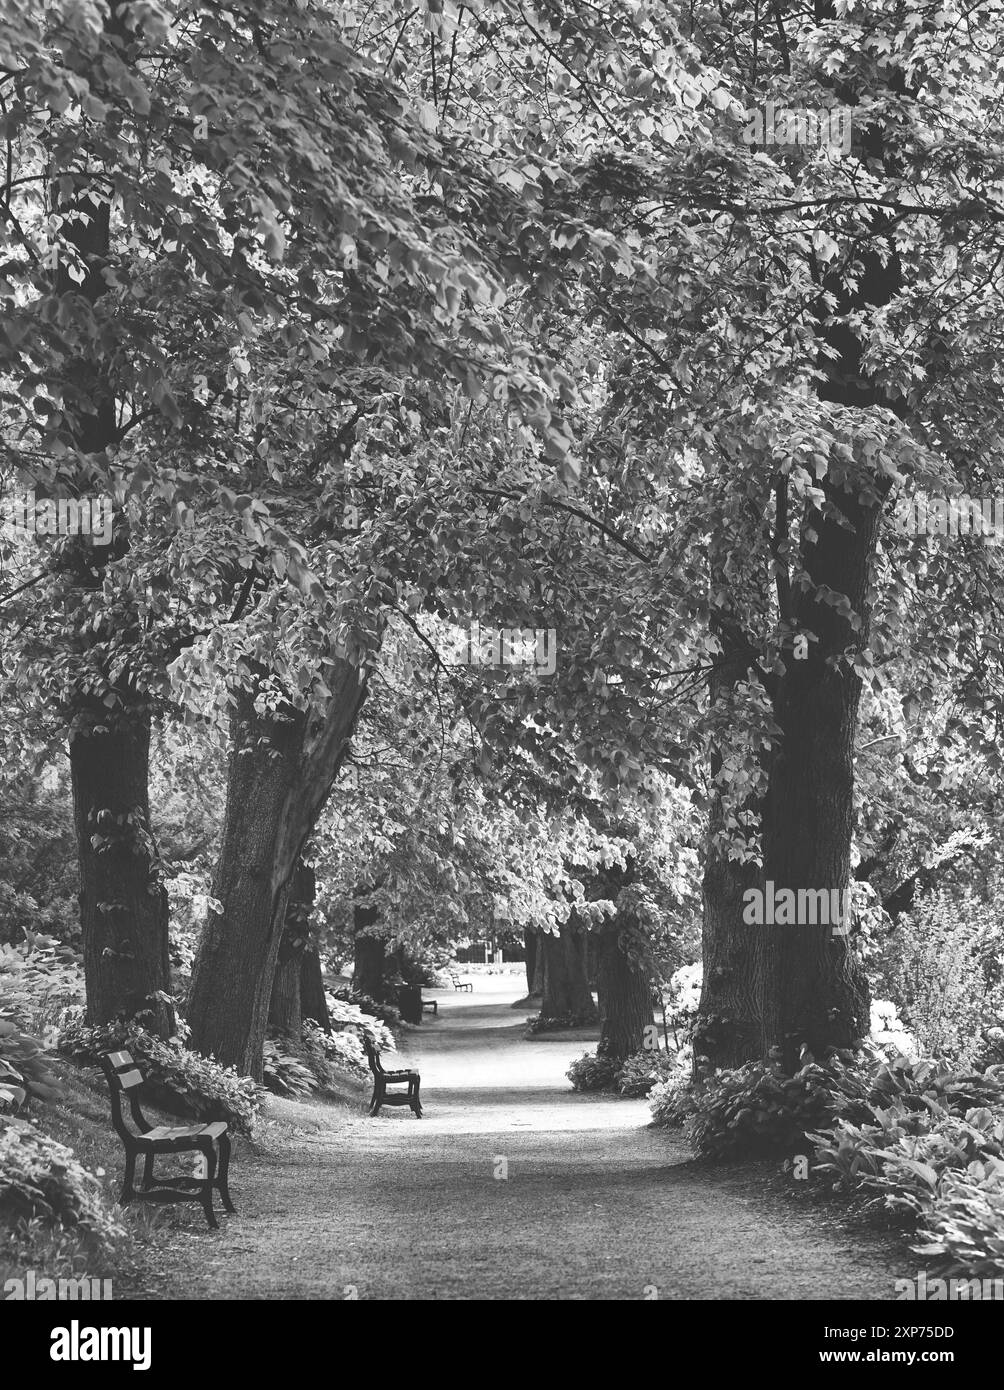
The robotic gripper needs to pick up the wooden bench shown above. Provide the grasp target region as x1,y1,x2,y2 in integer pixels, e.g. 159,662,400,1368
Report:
422,998,438,1016
363,1038,422,1118
101,1051,235,1230
449,969,472,992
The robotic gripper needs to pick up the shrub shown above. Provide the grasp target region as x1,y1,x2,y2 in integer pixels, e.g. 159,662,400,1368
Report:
810,1102,1001,1218
648,1061,694,1127
301,1020,367,1080
0,1119,124,1250
615,1047,687,1097
0,1016,63,1113
663,961,701,1040
262,1041,316,1099
566,1052,618,1092
806,1058,1004,1272
870,884,1004,1067
525,1011,595,1036
660,1052,876,1159
326,986,401,1030
325,996,395,1052
58,1021,262,1136
914,1170,1004,1279
0,933,85,1034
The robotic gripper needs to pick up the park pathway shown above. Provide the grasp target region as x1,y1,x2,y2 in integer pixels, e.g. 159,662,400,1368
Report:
145,976,901,1300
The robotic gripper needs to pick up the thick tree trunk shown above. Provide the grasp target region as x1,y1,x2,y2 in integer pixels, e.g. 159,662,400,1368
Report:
71,709,172,1036
188,657,365,1078
595,928,652,1062
756,111,901,1070
352,916,385,999
759,483,878,1068
268,860,316,1038
512,929,543,1008
300,947,331,1032
52,174,173,1035
539,921,597,1022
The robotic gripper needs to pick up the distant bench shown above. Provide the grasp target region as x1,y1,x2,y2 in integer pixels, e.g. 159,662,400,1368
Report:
448,970,472,992
101,1051,235,1230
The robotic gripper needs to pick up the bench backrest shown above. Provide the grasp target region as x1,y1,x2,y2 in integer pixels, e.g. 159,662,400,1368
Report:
101,1051,150,1138
362,1037,384,1076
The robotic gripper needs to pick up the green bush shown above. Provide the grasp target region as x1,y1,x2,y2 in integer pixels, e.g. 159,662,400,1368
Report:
327,986,401,1030
615,1048,685,1098
301,1020,367,1080
810,1102,1000,1219
807,1064,1004,1274
525,1011,595,1036
0,1119,124,1250
0,1016,63,1113
915,1170,1004,1279
262,1041,316,1099
648,1068,693,1127
566,1052,618,1092
0,933,85,1034
870,884,1004,1068
58,1020,262,1136
657,1052,875,1159
325,995,395,1052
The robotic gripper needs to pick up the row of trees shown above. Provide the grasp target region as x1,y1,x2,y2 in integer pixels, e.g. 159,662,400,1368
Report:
3,0,1003,1079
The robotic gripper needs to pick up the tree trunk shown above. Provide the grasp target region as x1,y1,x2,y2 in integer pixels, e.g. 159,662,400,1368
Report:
694,618,762,1072
188,657,366,1078
512,929,543,1008
757,110,902,1070
539,921,597,1022
524,930,538,998
530,933,545,996
759,482,878,1068
352,917,385,999
52,173,173,1036
71,710,172,1036
268,860,316,1038
595,927,652,1062
300,947,331,1032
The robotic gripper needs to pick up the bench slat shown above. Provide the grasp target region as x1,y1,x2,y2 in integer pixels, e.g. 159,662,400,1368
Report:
107,1050,133,1067
143,1122,228,1142
116,1068,144,1090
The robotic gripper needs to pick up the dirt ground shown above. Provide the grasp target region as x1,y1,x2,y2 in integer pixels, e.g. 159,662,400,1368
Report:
134,975,904,1300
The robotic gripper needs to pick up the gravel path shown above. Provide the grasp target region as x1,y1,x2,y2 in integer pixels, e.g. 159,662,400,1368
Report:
145,977,901,1300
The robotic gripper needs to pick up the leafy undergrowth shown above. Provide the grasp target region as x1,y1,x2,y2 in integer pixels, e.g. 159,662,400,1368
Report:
524,1012,599,1037
1,1054,208,1294
59,1020,262,1136
651,1048,1004,1280
566,1046,689,1097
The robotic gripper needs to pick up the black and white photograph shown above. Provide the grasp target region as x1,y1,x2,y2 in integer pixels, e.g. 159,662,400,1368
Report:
1,0,1003,1353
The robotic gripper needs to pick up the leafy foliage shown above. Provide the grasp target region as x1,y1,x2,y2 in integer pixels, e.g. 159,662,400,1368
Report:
58,1021,262,1136
0,1120,124,1249
566,1052,619,1093
0,1017,63,1114
261,1042,316,1100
